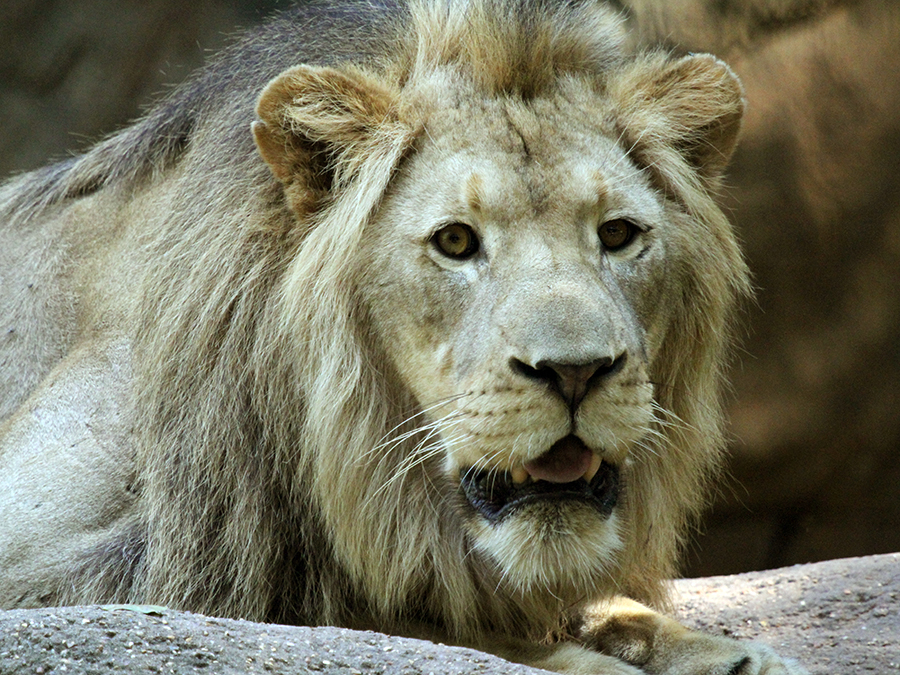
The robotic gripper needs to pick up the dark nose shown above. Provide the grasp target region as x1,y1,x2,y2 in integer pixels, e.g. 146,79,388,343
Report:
510,354,627,410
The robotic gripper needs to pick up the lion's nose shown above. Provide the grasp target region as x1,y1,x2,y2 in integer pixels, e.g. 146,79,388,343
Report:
510,354,627,410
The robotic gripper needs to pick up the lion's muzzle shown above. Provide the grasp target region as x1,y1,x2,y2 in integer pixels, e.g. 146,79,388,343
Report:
460,435,620,523
509,354,627,412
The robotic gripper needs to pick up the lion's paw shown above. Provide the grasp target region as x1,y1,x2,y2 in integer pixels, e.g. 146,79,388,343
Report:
724,640,808,675
642,633,808,675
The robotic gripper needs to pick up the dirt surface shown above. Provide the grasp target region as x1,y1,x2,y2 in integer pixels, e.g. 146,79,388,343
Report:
0,554,896,674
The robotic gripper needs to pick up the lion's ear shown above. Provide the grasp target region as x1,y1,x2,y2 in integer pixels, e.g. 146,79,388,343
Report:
253,64,402,215
609,54,744,183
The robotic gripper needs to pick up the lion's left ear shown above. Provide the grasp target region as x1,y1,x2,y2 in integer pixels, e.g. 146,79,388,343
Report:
608,53,745,184
253,64,406,215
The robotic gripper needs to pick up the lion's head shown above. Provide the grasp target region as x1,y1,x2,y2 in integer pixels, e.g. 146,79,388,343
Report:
210,0,751,634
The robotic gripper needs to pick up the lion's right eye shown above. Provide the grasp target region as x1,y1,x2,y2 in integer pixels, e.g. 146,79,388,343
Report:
432,223,480,259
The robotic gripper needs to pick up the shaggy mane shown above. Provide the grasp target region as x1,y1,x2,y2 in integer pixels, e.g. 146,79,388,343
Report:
398,0,626,96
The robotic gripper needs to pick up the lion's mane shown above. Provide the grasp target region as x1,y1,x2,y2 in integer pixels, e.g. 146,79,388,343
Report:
2,0,748,643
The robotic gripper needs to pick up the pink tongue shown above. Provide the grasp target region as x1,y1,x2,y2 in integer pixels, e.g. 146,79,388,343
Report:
524,436,592,484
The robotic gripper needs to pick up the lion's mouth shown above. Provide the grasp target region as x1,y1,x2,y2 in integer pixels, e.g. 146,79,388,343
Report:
459,435,620,523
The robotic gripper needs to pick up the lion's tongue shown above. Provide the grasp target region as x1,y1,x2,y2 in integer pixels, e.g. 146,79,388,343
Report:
524,436,592,484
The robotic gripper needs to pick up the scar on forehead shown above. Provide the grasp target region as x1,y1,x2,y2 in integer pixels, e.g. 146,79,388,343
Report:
464,173,484,212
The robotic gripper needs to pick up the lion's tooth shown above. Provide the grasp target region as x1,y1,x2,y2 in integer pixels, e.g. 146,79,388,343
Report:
583,454,603,483
510,466,529,485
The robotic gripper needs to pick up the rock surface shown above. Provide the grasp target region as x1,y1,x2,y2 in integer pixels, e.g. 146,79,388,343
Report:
676,553,899,674
1,554,896,674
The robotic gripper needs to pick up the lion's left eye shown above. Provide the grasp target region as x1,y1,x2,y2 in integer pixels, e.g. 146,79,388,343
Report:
598,219,638,251
432,223,480,259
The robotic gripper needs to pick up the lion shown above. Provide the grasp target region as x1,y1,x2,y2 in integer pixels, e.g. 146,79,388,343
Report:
0,1,805,673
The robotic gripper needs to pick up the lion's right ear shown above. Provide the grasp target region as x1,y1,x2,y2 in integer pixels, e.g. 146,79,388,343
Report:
252,64,404,215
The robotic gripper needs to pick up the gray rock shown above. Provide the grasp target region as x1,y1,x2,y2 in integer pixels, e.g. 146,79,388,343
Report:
676,553,900,674
1,554,896,674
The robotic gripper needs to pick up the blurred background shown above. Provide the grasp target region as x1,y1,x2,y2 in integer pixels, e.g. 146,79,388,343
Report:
1,0,898,578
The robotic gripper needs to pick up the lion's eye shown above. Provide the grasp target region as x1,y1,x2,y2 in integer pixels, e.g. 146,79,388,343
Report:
598,219,638,251
432,223,479,259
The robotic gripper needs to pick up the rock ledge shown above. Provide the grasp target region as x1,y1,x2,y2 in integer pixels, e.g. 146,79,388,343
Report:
1,554,896,674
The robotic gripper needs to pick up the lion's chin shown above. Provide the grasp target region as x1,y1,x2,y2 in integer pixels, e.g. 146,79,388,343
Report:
467,500,624,595
458,435,624,595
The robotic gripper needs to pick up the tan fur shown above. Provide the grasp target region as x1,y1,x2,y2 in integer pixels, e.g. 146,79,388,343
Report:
0,1,804,672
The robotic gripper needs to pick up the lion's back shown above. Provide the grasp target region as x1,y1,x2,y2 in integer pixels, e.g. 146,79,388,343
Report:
0,167,84,423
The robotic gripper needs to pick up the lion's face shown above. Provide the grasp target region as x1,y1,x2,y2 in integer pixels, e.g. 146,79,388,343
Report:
254,45,745,612
357,79,680,592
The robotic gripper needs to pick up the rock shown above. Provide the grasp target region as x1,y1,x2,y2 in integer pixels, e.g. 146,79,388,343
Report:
0,610,537,675
0,0,249,177
0,554,896,674
676,553,900,673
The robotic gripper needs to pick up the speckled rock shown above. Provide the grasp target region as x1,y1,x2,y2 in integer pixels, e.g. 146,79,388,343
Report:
0,609,541,675
675,553,900,674
0,554,897,674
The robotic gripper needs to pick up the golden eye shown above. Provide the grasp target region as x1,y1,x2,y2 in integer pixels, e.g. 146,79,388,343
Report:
598,219,637,251
432,223,479,259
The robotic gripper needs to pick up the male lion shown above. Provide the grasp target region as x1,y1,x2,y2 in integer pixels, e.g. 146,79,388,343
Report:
0,1,804,673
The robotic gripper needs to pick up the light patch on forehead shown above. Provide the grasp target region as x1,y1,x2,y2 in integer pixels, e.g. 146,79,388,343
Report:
590,168,610,209
558,162,613,216
567,143,663,223
450,159,534,222
463,172,484,213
